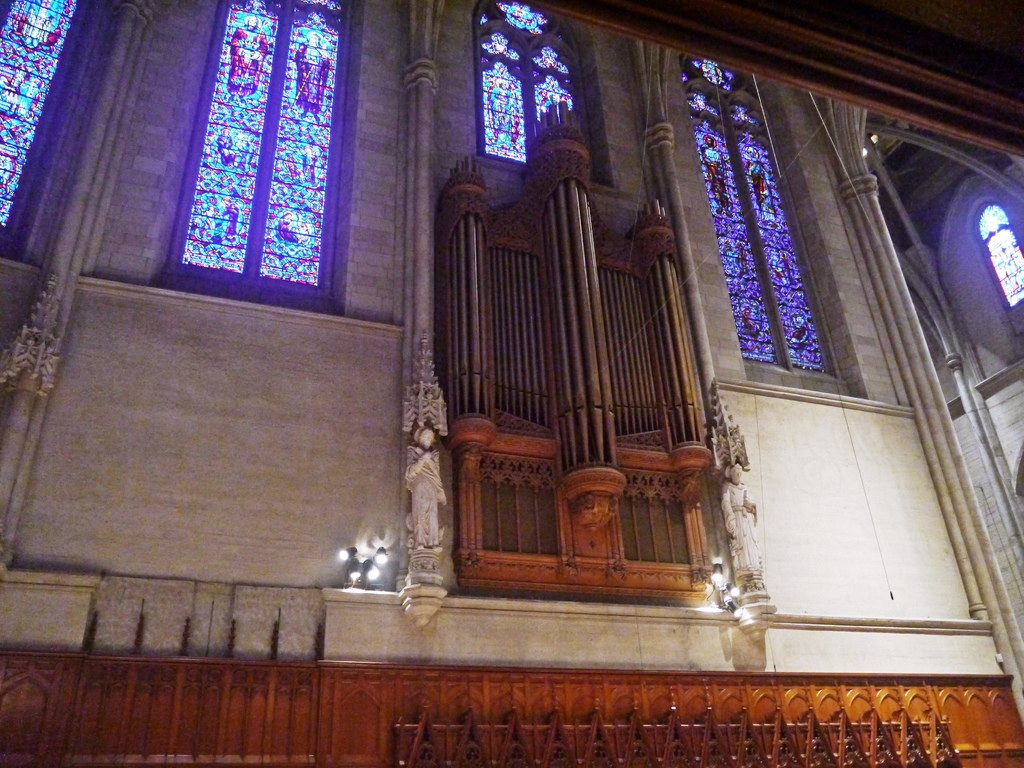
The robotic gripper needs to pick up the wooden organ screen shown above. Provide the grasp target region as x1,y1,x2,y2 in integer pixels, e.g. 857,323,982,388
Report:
436,108,712,599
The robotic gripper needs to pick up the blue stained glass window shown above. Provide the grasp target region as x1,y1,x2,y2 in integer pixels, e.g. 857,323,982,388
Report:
688,91,718,115
260,10,338,284
533,46,567,73
534,73,572,119
304,0,342,8
693,121,777,363
693,59,733,90
482,61,525,161
482,32,518,59
738,133,823,370
731,105,758,126
496,2,547,34
979,204,1024,307
0,0,77,226
184,0,278,274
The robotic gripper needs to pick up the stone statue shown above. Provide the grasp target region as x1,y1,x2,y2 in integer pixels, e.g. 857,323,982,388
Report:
405,425,445,550
721,462,762,573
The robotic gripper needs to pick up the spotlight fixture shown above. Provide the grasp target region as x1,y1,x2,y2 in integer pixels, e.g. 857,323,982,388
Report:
705,560,743,618
337,546,388,589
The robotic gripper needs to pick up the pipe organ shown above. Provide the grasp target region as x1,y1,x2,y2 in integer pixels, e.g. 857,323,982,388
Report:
436,107,712,598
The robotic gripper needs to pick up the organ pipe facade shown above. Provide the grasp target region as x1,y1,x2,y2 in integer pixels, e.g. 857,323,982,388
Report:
437,107,712,599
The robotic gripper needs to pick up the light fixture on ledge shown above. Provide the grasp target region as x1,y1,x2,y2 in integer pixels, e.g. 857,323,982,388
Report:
338,546,389,588
704,560,744,618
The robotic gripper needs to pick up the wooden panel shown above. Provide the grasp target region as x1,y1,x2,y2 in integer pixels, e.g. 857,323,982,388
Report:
1,654,1023,768
0,654,81,768
65,657,317,768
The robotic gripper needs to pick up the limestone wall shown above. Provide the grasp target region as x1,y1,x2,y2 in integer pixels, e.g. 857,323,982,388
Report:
15,280,405,587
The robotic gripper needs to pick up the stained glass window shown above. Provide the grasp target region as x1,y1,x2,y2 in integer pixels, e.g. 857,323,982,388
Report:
482,61,525,161
693,59,732,90
534,74,571,119
685,58,825,371
496,2,547,34
0,0,78,226
693,122,776,363
483,32,519,59
533,46,567,73
738,133,822,369
979,204,1024,307
181,0,342,289
478,2,578,162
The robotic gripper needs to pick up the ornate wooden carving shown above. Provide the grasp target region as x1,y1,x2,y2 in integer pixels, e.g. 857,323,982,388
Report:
1,654,1023,768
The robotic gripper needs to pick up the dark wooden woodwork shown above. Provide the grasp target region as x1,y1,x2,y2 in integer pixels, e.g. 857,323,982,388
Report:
528,0,1024,157
3,653,1024,768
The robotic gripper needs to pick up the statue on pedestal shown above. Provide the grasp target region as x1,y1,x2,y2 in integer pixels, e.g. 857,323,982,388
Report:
406,425,445,550
400,334,449,626
721,462,762,574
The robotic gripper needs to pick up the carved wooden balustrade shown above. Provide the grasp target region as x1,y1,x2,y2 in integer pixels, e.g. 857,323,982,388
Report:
436,107,712,599
2,653,1024,768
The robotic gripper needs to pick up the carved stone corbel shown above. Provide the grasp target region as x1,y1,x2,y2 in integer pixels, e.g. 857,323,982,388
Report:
0,275,61,397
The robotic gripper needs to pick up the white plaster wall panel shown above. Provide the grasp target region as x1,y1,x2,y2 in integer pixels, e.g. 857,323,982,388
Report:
722,387,971,620
17,282,404,588
0,571,99,651
322,591,999,675
0,259,39,344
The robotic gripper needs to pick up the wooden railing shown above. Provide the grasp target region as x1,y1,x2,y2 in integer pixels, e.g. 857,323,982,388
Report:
2,653,1023,768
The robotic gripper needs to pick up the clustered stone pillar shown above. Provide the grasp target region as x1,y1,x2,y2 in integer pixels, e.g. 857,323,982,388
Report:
0,0,161,574
399,0,447,625
828,101,1024,710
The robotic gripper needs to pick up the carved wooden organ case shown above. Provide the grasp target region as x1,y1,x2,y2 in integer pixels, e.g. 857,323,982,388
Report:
436,108,713,599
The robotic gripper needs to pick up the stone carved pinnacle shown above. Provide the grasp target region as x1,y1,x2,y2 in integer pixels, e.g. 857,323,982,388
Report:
708,379,748,472
403,333,448,436
0,274,62,396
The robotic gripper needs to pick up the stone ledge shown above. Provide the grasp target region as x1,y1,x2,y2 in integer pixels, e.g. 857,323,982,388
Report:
719,378,914,418
76,276,404,338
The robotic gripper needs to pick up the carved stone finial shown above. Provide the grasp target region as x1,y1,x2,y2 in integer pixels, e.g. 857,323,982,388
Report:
0,274,62,396
403,333,448,437
708,380,748,473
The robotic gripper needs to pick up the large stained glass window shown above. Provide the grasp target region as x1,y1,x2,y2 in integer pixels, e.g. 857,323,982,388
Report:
979,204,1024,307
684,58,825,371
0,0,78,226
181,0,342,289
477,1,578,162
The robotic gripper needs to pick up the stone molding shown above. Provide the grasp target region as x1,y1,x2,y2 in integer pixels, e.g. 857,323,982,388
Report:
717,378,916,419
76,277,403,338
975,357,1024,401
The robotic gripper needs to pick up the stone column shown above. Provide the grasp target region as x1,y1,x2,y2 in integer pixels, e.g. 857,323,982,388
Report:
828,101,1024,710
630,43,716,399
872,156,1024,567
402,0,445,376
0,0,161,572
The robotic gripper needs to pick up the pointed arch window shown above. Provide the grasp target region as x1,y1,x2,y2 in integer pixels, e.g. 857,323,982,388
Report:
978,204,1024,307
682,58,824,371
175,0,344,294
477,1,577,162
0,0,79,226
